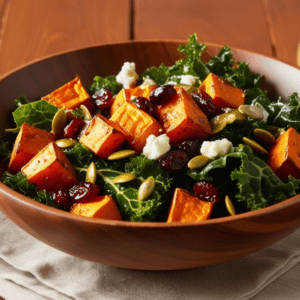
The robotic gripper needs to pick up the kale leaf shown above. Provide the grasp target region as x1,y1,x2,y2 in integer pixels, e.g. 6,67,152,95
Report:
0,141,12,161
1,172,57,207
14,95,29,107
89,75,122,96
64,143,173,221
11,100,59,133
187,145,299,212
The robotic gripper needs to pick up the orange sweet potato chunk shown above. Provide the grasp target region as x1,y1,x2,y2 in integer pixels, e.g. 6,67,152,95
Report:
79,114,126,158
157,87,212,144
71,195,122,220
42,76,93,110
110,84,157,116
267,127,300,182
21,142,78,192
199,73,245,111
8,123,55,174
110,100,164,152
167,188,214,222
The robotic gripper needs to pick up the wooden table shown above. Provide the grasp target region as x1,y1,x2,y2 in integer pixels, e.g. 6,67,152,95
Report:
0,0,300,78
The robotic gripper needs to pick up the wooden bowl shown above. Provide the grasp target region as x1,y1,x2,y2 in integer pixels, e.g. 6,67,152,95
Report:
1,41,300,270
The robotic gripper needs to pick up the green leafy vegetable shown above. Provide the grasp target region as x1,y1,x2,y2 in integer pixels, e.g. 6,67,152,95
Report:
64,143,173,221
1,172,57,207
11,100,59,132
89,75,122,96
187,145,300,212
71,108,85,120
0,141,12,161
14,95,29,107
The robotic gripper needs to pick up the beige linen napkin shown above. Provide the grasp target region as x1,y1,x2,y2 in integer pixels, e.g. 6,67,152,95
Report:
0,210,300,300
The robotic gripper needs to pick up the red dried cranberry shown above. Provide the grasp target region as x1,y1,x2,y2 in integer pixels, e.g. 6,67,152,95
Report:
191,90,217,118
135,96,158,119
159,150,189,172
68,182,100,204
193,181,220,203
52,189,71,210
63,118,86,139
92,88,114,110
179,139,202,159
149,84,176,105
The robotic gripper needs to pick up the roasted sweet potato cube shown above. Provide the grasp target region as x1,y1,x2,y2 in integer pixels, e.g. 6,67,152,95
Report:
110,100,164,152
267,127,300,182
167,188,214,222
71,195,122,220
157,87,211,144
199,73,245,111
110,84,157,116
79,114,126,158
21,142,78,192
8,123,55,174
42,76,93,110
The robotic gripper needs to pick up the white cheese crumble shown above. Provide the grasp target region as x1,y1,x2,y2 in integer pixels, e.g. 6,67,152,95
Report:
180,75,199,85
116,62,139,89
140,77,156,89
142,134,171,160
200,138,233,159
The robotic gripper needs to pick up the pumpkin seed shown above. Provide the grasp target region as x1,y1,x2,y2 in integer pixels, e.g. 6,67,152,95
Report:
238,105,264,121
224,113,236,124
112,173,136,184
174,83,198,94
80,105,92,121
138,176,155,201
253,128,276,146
209,115,227,134
188,155,210,170
225,195,236,216
107,149,136,160
242,137,268,154
55,138,77,148
227,109,247,123
52,108,67,135
85,162,97,184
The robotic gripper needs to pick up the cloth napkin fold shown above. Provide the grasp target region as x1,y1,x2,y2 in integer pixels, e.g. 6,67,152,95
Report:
0,210,300,300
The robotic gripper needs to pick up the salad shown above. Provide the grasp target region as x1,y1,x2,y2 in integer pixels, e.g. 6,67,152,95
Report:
1,33,300,222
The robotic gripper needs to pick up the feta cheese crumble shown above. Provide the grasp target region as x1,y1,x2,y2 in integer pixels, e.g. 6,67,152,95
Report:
142,134,171,160
200,138,233,159
179,75,199,86
141,77,156,89
116,62,139,89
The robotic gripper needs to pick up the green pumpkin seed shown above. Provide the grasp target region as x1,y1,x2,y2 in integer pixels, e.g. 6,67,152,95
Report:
107,149,136,160
85,162,97,184
188,155,210,170
225,195,236,216
112,173,136,184
138,177,155,201
242,137,268,154
238,105,264,121
209,115,227,134
52,108,67,135
224,113,236,124
227,109,247,123
80,104,92,121
253,128,276,146
55,138,77,148
175,83,198,94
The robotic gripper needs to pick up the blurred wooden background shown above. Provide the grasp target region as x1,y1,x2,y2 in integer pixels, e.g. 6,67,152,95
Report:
0,0,299,77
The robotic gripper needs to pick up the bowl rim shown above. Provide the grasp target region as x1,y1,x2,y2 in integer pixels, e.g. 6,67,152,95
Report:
1,39,300,228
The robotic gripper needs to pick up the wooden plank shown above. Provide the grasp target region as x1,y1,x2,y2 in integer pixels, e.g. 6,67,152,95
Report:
134,0,273,56
263,0,300,65
0,0,131,76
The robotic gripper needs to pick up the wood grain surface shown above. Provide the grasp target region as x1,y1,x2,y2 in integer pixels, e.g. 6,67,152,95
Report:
1,0,300,77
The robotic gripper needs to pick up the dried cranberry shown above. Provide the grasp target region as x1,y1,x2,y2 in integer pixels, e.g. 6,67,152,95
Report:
179,139,202,159
193,181,220,203
191,90,217,118
92,88,113,110
63,118,86,139
68,182,100,204
52,189,71,209
149,84,176,105
135,96,158,119
159,150,189,172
